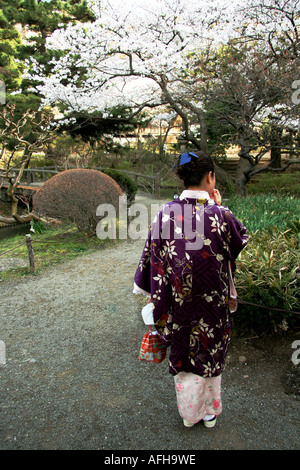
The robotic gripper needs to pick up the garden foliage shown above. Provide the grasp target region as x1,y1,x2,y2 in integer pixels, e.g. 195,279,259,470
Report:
101,168,138,204
33,169,123,233
227,194,300,232
234,227,299,332
227,195,300,333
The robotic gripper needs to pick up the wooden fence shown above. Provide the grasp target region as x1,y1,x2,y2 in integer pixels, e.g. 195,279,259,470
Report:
5,157,297,201
5,167,161,197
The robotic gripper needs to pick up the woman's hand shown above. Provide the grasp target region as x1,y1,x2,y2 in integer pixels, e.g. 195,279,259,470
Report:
210,189,222,205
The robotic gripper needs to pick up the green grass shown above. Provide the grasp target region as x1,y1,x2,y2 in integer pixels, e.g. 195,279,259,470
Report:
227,194,300,232
248,171,300,197
0,222,119,281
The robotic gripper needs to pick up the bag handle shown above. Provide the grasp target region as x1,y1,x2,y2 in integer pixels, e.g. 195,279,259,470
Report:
228,261,237,297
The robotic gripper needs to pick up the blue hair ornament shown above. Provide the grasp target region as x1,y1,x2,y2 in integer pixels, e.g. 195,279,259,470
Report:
179,152,199,166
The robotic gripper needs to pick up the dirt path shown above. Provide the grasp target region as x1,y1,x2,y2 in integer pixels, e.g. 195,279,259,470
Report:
0,198,299,451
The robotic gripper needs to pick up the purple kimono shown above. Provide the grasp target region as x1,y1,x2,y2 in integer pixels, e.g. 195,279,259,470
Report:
134,191,248,378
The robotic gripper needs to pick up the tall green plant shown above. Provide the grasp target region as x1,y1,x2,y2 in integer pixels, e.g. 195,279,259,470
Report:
227,194,300,232
234,227,299,333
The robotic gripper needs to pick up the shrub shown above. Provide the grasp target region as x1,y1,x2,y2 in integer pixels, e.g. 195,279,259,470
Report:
226,195,300,333
31,219,47,234
101,168,138,204
33,169,123,233
234,226,300,333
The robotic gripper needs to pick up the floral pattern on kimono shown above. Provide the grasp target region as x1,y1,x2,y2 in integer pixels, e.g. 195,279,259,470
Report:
134,196,248,378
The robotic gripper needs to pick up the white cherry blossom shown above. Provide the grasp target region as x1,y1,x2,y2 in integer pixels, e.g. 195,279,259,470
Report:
25,0,299,131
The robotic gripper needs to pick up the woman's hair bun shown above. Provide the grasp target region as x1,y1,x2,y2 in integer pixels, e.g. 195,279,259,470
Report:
175,150,215,188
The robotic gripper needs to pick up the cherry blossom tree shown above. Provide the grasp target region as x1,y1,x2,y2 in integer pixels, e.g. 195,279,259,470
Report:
193,39,299,194
28,0,299,193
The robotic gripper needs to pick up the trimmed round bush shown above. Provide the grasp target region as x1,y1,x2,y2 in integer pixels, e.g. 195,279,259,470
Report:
33,169,123,233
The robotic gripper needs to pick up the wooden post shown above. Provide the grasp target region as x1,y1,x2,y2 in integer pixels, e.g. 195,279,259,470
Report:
25,234,36,273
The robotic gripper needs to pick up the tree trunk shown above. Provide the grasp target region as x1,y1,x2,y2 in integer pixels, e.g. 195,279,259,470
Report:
235,132,254,196
269,125,282,169
234,157,250,196
3,151,35,224
199,109,209,154
0,212,39,224
214,163,234,191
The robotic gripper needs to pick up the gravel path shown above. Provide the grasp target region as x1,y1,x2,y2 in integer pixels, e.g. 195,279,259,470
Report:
0,196,299,452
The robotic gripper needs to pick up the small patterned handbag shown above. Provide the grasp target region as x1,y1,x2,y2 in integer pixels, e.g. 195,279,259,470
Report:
139,327,167,363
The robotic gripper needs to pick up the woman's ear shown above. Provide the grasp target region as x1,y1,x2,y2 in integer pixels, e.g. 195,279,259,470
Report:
206,171,214,184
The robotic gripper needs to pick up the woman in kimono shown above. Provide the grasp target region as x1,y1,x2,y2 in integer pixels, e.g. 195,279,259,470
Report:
133,151,248,428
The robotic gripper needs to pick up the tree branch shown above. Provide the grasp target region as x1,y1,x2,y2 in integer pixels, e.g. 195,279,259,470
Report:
248,159,300,178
